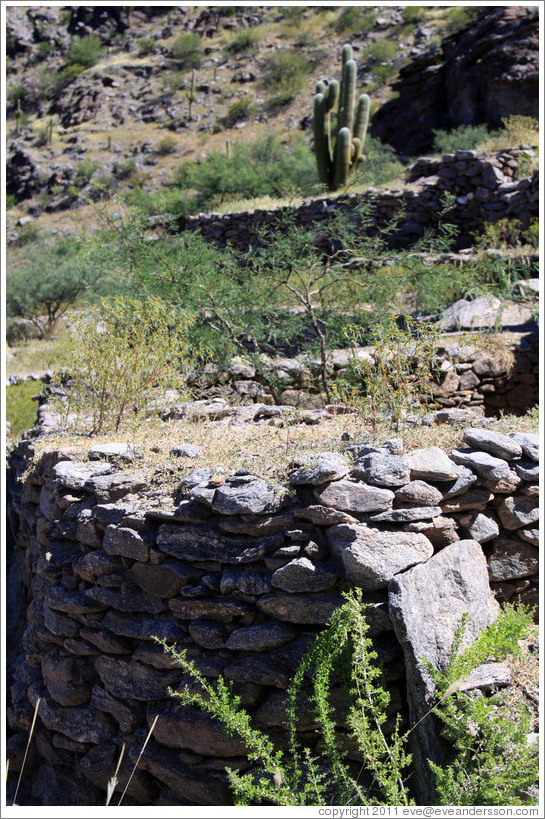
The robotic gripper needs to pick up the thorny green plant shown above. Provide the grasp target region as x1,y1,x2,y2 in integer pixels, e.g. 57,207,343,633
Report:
55,295,201,434
155,596,536,807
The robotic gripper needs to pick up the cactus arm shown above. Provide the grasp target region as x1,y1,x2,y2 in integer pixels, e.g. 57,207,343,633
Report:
354,93,370,146
325,79,339,112
334,127,351,190
338,59,356,133
313,93,331,186
341,44,353,65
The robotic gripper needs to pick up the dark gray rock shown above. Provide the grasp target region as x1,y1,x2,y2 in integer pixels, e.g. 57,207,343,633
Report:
293,505,358,526
84,469,148,502
437,467,478,499
225,622,296,651
513,459,539,481
188,621,226,650
406,447,463,481
369,506,442,523
223,655,290,688
457,662,512,693
441,488,493,513
28,683,115,744
395,480,443,506
495,495,539,530
313,480,394,514
84,586,164,614
149,702,248,756
509,432,539,462
74,550,124,582
458,511,500,543
257,592,345,624
462,428,523,460
156,524,282,564
328,523,433,590
388,539,498,805
271,557,338,592
42,653,96,707
517,528,539,547
211,476,285,515
450,449,512,481
487,535,539,581
288,451,349,485
169,597,252,621
170,444,202,458
52,461,113,490
128,561,201,597
351,453,410,487
95,656,182,701
220,566,272,595
103,525,150,561
88,443,139,461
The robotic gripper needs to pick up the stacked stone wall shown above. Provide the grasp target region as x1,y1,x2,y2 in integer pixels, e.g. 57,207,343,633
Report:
178,149,538,252
6,425,539,805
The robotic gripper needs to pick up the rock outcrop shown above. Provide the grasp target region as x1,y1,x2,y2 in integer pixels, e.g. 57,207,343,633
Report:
371,6,539,155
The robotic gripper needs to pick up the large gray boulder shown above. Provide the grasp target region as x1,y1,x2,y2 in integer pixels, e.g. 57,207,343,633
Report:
328,523,433,590
388,539,498,804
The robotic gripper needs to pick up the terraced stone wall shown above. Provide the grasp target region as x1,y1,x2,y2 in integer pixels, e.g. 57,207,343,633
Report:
179,149,538,252
6,427,539,805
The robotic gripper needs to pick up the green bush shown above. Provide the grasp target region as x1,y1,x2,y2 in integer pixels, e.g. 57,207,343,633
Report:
223,29,258,55
170,32,202,69
265,50,310,104
138,37,155,57
5,381,41,443
51,63,86,94
6,236,100,337
60,296,198,434
433,124,495,154
222,96,256,127
401,6,426,24
74,158,99,188
66,35,103,68
446,6,481,33
156,135,177,155
334,7,377,34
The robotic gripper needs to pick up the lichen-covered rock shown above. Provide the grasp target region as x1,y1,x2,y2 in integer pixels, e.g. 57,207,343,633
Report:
351,453,410,487
458,511,500,543
313,480,394,514
271,557,338,592
462,428,523,460
395,480,443,506
288,452,349,485
212,475,286,515
406,447,463,481
328,523,434,590
487,535,539,580
495,495,539,530
225,622,296,651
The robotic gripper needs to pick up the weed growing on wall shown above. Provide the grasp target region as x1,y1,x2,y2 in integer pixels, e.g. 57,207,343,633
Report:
156,595,536,806
332,315,443,434
58,295,200,434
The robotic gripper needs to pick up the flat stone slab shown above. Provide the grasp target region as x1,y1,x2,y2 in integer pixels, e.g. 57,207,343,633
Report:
293,505,358,526
211,476,286,515
395,481,443,506
313,480,394,514
458,511,500,543
509,432,539,462
487,535,539,581
88,443,139,461
369,506,442,523
406,447,464,481
450,449,512,481
225,622,296,652
457,662,512,693
156,524,282,564
462,429,523,460
351,453,410,487
288,452,349,485
327,523,434,590
257,592,345,624
271,557,338,592
52,461,113,490
495,495,539,530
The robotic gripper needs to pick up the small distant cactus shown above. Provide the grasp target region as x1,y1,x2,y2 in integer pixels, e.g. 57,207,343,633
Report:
15,98,22,135
187,69,196,119
313,44,370,191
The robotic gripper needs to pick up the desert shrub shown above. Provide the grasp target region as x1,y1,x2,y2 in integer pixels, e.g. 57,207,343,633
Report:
334,6,377,34
113,158,137,180
446,6,481,33
51,63,86,94
401,6,426,24
156,135,177,155
36,40,54,59
332,315,443,433
66,34,103,68
356,136,404,188
223,29,258,55
222,96,256,127
170,32,202,69
432,124,495,154
6,194,17,209
156,594,536,807
362,39,397,68
5,381,42,442
173,133,318,209
6,236,100,337
428,606,538,806
479,115,539,153
138,37,155,57
264,50,310,105
73,158,99,188
60,296,198,434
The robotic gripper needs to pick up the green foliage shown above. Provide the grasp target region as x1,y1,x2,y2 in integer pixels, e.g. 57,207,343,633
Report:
334,7,377,34
265,49,311,105
170,33,203,70
112,158,137,180
432,124,495,154
137,37,156,57
66,35,103,68
156,135,177,155
173,133,318,209
60,296,198,434
155,590,412,806
74,158,99,188
333,315,442,433
401,6,426,25
52,63,86,94
361,40,398,82
36,40,54,58
472,218,540,251
426,605,538,806
6,194,17,209
446,6,481,33
222,96,256,127
5,381,41,442
223,29,258,55
358,135,404,187
6,236,100,337
313,44,370,191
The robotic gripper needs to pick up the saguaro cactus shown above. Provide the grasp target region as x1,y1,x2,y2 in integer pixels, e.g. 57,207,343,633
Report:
313,44,370,191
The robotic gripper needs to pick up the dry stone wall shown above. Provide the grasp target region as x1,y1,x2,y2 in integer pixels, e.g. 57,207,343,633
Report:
6,424,539,805
179,149,538,252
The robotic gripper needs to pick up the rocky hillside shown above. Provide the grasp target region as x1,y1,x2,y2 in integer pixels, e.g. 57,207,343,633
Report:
5,4,538,233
